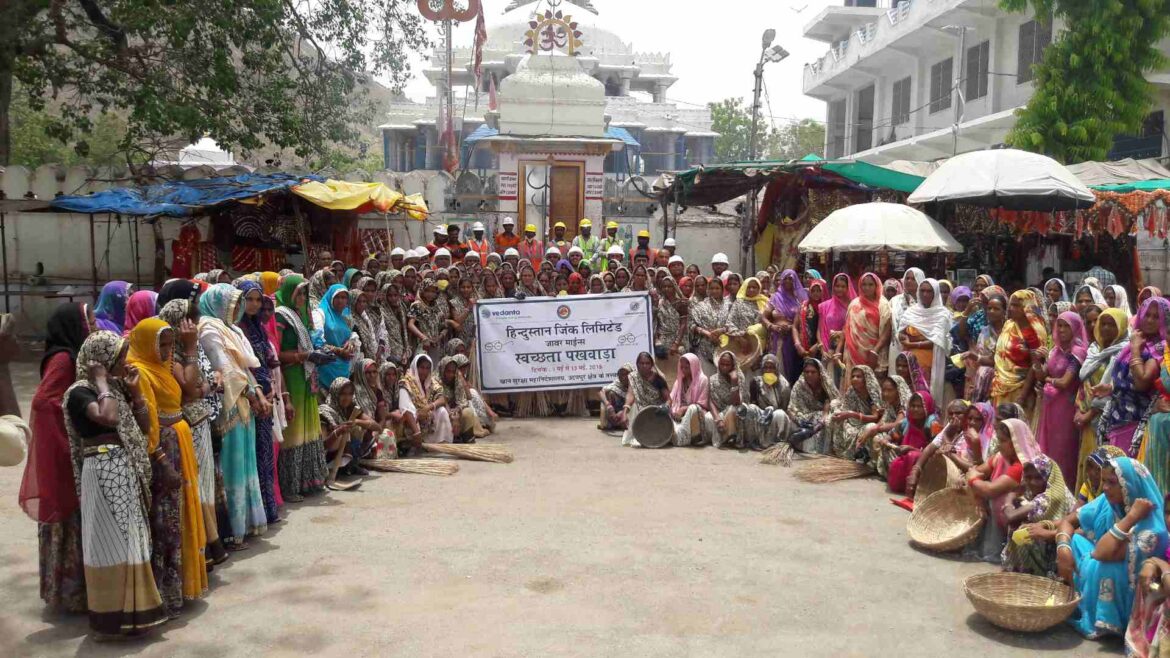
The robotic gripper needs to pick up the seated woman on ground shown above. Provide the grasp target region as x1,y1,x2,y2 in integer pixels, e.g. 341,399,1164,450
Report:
669,353,715,447
620,352,670,448
857,374,910,476
1000,455,1075,578
376,362,421,456
435,355,490,443
599,363,632,431
907,400,974,489
319,378,382,485
1078,446,1128,508
885,392,942,495
1124,493,1170,656
786,358,838,453
962,418,1038,562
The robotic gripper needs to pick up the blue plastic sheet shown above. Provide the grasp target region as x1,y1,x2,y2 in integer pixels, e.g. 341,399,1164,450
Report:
50,173,320,217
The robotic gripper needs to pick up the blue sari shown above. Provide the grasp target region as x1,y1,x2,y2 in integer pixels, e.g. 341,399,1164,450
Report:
1070,456,1168,638
316,284,353,390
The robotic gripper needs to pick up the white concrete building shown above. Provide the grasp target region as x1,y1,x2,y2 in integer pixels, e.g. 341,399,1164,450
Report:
801,0,1170,163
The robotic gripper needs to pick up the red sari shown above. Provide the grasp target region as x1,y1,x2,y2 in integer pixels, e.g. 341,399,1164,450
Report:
887,392,940,494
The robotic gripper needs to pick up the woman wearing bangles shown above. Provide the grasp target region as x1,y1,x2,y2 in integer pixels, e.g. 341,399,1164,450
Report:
1054,456,1168,640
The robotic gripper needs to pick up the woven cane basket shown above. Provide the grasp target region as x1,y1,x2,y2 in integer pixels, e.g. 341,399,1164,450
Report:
964,572,1081,632
906,488,985,552
914,452,963,502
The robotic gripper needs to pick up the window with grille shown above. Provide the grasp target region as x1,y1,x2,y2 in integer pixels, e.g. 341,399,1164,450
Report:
1017,19,1052,83
891,77,911,126
929,58,953,114
966,40,990,100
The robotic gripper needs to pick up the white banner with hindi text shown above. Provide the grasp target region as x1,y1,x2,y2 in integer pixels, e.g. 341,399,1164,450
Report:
475,292,654,393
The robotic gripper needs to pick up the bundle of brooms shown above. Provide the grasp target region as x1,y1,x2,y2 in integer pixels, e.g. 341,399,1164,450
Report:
794,456,873,483
421,442,514,464
759,443,794,467
360,458,459,476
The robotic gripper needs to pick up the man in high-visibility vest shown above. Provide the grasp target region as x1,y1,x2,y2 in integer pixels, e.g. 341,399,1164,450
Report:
517,224,544,267
599,221,624,271
572,218,602,268
551,221,570,253
466,222,492,267
495,216,522,254
628,229,656,267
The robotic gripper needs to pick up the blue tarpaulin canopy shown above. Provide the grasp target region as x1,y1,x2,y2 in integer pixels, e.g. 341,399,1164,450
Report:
50,173,319,217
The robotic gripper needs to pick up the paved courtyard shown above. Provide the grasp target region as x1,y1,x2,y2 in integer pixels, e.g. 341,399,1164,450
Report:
0,362,1115,657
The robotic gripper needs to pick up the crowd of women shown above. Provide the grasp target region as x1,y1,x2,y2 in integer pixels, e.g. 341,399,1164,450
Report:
601,262,1170,653
19,236,1170,651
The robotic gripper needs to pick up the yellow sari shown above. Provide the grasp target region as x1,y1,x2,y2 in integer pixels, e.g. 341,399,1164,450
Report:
990,290,1048,416
127,318,208,601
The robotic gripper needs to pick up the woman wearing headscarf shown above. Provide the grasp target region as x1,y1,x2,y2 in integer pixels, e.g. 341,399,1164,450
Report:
235,281,281,524
198,284,268,547
689,276,727,373
786,357,838,453
20,303,91,613
1102,296,1168,454
93,280,133,333
123,290,158,336
963,418,1041,557
655,276,687,359
819,273,856,386
991,290,1049,416
1079,445,1129,506
764,269,807,384
348,287,379,362
1075,310,1128,491
795,279,826,365
1044,277,1070,305
1000,454,1075,577
62,331,167,638
434,355,490,441
885,391,941,495
380,281,413,368
307,268,333,309
318,377,380,482
599,363,632,432
1034,310,1089,490
964,291,1007,402
1141,302,1170,495
669,353,715,447
741,353,793,450
347,358,383,469
157,299,227,567
826,364,882,459
376,362,420,447
708,351,752,449
888,267,925,362
620,351,670,448
316,284,358,390
858,374,912,477
1075,284,1108,314
447,276,478,349
1057,457,1168,640
1105,284,1133,324
126,318,208,612
897,278,952,404
273,275,327,500
452,353,495,434
882,278,902,301
840,272,891,379
398,355,454,447
408,280,447,366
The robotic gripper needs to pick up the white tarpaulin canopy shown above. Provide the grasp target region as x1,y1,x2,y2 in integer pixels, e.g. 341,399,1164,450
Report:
797,202,963,254
907,148,1096,210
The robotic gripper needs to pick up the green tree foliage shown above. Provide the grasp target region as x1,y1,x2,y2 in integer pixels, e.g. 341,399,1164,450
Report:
709,98,824,162
1002,0,1170,163
0,0,430,166
8,88,133,168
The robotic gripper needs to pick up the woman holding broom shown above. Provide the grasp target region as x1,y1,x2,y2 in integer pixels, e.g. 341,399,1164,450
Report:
398,355,454,449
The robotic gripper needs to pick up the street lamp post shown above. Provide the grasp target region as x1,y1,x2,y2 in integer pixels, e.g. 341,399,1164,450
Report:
744,30,788,273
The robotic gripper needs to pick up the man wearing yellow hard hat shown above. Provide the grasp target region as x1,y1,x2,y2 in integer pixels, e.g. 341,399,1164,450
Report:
518,222,544,267
551,221,570,252
599,220,624,271
572,218,602,269
628,228,656,267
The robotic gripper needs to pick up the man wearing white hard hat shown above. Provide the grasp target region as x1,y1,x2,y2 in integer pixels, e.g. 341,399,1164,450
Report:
426,224,448,258
467,221,492,266
494,216,521,255
390,247,406,271
662,237,678,257
572,218,602,267
711,252,730,278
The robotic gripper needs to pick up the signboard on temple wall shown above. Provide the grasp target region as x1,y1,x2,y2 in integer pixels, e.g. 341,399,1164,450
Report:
475,292,654,393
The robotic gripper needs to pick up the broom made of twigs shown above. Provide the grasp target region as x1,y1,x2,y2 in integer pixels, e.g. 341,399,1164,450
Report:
360,458,459,476
759,443,793,466
794,456,873,483
421,442,514,464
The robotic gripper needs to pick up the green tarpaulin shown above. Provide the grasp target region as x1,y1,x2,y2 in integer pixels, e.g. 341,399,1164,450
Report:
1090,179,1170,193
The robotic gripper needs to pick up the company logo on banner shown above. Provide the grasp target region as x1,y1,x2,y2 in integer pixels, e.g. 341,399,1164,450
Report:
475,292,654,393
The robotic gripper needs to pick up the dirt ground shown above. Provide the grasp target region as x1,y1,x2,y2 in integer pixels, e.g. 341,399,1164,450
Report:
0,361,1117,657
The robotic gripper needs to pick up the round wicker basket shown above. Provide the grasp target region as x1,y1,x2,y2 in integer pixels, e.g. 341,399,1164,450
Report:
914,452,962,502
906,488,985,552
964,572,1081,632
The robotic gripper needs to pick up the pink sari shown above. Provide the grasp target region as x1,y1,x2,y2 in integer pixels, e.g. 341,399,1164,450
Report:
888,391,937,494
817,273,857,356
670,353,709,416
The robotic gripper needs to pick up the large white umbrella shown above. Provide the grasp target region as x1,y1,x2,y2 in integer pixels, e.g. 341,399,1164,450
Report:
907,148,1095,210
797,202,963,253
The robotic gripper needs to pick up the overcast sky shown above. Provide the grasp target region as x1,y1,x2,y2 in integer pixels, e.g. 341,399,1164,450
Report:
400,0,836,126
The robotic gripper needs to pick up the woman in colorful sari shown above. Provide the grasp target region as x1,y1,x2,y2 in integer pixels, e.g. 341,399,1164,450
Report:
894,351,930,394
620,351,670,448
1142,304,1170,494
888,267,925,362
990,290,1049,416
273,275,327,501
960,418,1039,560
235,281,281,524
858,374,912,476
317,284,358,390
1126,529,1170,656
819,273,856,386
198,284,268,547
156,299,228,567
21,303,91,613
964,292,1007,402
398,355,454,448
63,331,167,638
1102,297,1167,454
127,317,208,612
1035,310,1088,490
897,278,952,404
764,269,806,383
348,286,380,362
1000,454,1075,577
1079,445,1129,506
93,280,133,333
722,276,767,358
669,353,714,447
1056,457,1168,639
786,357,838,454
795,279,826,366
689,277,727,372
886,391,941,495
840,272,891,379
826,364,883,459
123,290,158,336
